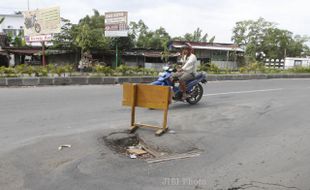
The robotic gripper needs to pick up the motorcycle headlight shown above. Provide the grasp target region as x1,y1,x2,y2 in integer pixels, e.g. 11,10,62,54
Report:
162,66,169,71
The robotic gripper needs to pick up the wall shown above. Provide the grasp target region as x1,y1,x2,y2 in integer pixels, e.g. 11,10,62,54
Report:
212,61,238,69
285,57,310,69
145,62,166,71
47,53,78,66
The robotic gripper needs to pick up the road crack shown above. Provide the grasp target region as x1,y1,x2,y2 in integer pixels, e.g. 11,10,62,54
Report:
230,180,302,190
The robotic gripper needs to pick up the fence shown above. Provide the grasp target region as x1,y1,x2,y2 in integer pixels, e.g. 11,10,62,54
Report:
264,59,285,69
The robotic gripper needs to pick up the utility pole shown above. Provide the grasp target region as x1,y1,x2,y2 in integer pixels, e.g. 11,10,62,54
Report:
115,39,118,68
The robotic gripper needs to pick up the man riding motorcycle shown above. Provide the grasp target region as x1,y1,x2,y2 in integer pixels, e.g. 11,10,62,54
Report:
173,42,198,100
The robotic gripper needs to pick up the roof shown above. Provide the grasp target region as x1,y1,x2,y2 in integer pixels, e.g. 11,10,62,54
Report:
0,50,8,56
7,49,40,55
3,47,74,56
34,49,74,56
3,47,41,55
171,41,244,52
0,14,23,17
123,51,179,58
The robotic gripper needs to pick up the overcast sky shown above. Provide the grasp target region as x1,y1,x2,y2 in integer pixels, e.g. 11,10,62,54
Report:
0,0,309,43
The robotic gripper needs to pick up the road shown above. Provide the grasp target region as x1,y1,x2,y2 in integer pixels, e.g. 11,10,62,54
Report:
1,79,310,190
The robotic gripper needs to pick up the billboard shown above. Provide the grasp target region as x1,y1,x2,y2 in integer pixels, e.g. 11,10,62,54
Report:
23,6,61,37
105,11,128,37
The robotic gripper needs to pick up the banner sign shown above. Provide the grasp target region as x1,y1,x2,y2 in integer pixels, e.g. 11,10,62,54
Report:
27,34,53,42
23,6,61,37
105,11,128,37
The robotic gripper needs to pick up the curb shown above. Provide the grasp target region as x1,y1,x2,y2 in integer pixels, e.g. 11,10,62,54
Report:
0,74,310,87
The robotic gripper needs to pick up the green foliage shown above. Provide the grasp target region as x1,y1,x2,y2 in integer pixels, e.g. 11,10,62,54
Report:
238,62,264,73
52,18,77,49
0,16,4,24
232,17,310,60
5,28,26,47
198,63,220,74
3,67,17,77
115,65,131,76
0,66,5,76
55,66,67,77
94,65,113,76
130,20,171,49
287,66,310,73
53,10,108,52
47,64,56,76
38,67,48,77
64,65,74,76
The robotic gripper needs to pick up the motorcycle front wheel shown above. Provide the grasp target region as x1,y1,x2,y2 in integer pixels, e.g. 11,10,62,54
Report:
186,83,204,105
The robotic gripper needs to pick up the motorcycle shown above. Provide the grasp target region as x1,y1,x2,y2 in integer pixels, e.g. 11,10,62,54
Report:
151,66,207,104
24,14,41,33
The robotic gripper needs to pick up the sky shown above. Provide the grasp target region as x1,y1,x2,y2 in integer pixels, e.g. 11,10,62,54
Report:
0,0,309,43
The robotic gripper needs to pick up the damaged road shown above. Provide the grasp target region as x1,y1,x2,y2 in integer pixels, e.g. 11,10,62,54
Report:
1,79,310,189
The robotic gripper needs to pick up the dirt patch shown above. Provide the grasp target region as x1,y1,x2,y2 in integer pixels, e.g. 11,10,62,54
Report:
103,131,202,162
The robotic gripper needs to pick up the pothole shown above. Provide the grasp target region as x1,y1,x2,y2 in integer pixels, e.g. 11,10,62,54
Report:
103,131,202,163
103,131,156,160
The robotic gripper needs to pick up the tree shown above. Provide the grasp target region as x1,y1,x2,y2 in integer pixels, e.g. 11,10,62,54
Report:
232,17,275,58
52,18,77,49
129,20,171,49
231,17,309,60
0,16,4,24
287,35,310,57
175,27,215,43
260,28,293,59
53,10,109,52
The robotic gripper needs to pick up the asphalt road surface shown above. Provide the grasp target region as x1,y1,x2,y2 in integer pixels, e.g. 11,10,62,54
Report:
1,79,310,190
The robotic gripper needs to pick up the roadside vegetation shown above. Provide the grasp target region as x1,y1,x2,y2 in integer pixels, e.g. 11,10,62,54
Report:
0,64,158,77
2,63,310,78
199,63,310,74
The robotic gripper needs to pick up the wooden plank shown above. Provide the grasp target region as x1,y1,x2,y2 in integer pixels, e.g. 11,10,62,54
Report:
130,84,137,126
146,152,201,164
122,83,133,106
136,84,170,109
127,149,147,155
135,123,162,130
123,83,171,109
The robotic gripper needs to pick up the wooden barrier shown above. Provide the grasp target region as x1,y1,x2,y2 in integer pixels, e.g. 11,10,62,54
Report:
122,83,171,136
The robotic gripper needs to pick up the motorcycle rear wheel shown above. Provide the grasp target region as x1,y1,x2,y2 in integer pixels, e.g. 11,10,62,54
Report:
35,23,41,33
186,83,203,105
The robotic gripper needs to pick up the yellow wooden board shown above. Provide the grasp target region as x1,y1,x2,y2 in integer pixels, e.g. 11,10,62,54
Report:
122,83,134,106
122,83,170,110
136,84,170,109
122,83,170,135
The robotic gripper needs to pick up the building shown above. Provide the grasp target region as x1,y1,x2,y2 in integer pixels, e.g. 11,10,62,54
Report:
284,57,310,69
170,41,244,69
0,14,24,37
123,49,179,71
0,33,10,66
264,57,310,69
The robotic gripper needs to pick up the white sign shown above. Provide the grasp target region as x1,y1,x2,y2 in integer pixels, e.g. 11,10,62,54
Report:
23,6,61,37
28,34,52,42
105,11,128,37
